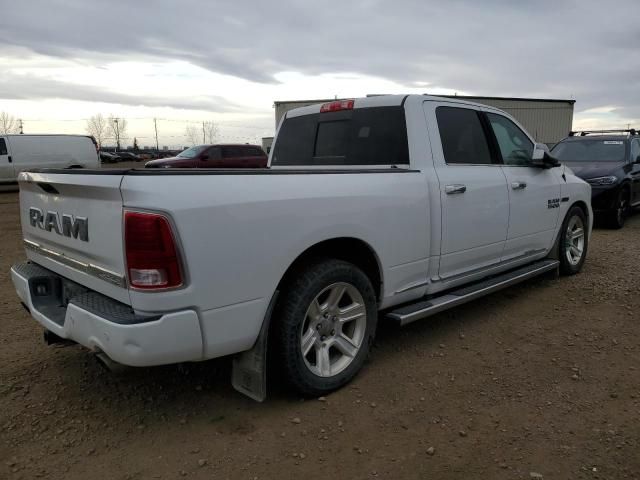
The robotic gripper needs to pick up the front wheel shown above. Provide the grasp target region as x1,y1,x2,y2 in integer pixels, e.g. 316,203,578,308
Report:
607,188,630,229
559,206,588,275
274,259,378,397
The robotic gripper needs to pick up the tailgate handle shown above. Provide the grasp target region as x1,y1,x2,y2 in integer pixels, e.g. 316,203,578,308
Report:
37,183,60,194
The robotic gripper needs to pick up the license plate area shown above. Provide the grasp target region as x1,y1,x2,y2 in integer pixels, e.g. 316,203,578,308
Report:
28,273,89,326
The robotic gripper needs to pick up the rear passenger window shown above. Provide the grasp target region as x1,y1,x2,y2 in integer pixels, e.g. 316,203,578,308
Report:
248,147,265,157
0,139,7,156
208,147,221,159
222,147,242,158
272,106,409,166
436,107,493,165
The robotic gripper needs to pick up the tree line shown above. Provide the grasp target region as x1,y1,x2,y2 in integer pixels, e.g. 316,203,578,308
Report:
87,115,218,150
0,112,21,134
1,111,219,150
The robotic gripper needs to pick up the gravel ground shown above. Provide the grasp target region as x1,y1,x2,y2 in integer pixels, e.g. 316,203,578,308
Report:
1,190,638,480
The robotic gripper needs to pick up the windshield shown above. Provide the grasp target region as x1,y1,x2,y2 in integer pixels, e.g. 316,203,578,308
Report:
552,139,626,162
177,145,208,158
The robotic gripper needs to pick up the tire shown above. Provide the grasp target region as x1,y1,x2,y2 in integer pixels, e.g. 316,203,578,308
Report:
274,259,378,397
558,205,588,276
607,188,630,229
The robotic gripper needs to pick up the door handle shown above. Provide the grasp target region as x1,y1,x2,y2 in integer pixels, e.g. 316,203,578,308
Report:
445,184,467,194
8,156,12,163
511,181,527,190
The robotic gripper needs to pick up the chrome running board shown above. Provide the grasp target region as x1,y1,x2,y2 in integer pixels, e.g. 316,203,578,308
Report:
386,259,559,326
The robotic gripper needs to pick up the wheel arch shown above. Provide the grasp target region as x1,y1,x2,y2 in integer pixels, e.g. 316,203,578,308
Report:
548,200,590,261
231,237,383,401
619,180,632,196
275,237,384,302
571,199,590,220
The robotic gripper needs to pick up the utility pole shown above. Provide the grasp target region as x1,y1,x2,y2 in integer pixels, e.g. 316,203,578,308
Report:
18,119,23,134
153,118,159,152
202,121,206,143
113,118,120,151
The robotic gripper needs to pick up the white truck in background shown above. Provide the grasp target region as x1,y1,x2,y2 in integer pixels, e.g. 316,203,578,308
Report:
10,95,592,401
0,134,99,186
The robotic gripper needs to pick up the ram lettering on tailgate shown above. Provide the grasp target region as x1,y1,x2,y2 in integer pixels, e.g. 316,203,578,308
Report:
29,207,89,242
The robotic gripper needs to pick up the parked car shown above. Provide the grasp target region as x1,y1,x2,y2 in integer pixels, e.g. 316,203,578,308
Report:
117,152,141,161
551,129,640,228
145,144,268,168
99,151,120,164
0,135,99,184
10,95,591,401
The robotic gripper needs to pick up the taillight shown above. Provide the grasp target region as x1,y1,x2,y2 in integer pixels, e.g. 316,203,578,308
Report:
320,99,354,113
124,211,183,289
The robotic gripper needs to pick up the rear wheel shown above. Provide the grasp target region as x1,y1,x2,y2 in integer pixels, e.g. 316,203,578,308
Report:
559,206,588,275
607,188,630,229
274,259,377,397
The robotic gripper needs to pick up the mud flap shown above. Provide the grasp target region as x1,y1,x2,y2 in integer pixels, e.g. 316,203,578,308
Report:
231,292,278,402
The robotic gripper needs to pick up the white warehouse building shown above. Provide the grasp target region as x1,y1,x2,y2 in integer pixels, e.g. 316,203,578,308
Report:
264,95,575,153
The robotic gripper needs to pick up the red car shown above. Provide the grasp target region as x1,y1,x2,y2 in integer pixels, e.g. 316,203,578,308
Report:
145,144,268,168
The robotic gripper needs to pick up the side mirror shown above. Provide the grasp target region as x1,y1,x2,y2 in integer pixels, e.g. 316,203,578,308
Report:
530,144,560,169
200,154,209,161
635,155,640,164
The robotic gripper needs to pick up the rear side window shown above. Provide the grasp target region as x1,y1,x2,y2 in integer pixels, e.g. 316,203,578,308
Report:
272,106,409,166
436,107,493,165
247,147,265,157
0,139,7,156
222,146,243,158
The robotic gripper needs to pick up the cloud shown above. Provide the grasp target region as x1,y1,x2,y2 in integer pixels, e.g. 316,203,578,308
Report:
0,0,638,121
0,71,242,113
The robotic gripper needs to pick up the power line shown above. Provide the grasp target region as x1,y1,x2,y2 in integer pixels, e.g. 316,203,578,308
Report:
21,116,272,128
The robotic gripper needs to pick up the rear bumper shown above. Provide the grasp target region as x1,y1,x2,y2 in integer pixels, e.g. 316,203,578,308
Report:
10,262,204,367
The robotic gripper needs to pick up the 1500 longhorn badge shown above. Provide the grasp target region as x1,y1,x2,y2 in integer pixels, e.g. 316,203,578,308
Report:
28,207,89,242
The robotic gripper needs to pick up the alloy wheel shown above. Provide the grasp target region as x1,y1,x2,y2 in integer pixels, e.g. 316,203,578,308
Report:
565,215,585,266
300,282,367,377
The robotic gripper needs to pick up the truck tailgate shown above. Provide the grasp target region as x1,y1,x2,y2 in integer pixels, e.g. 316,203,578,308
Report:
18,171,130,304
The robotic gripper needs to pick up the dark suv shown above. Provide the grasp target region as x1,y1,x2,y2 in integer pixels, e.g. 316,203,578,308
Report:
551,129,640,228
145,144,267,169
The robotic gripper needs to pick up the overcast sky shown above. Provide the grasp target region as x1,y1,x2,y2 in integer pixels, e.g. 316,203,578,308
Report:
1,0,638,148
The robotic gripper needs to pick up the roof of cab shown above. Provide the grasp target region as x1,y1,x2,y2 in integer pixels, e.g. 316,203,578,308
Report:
284,94,504,120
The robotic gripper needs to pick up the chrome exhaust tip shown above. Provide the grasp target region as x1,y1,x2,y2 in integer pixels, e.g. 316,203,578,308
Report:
94,352,128,374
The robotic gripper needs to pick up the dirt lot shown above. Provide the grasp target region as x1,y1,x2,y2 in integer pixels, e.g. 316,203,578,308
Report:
1,190,639,480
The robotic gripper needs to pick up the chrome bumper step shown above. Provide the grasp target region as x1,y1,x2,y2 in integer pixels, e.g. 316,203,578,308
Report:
386,259,559,326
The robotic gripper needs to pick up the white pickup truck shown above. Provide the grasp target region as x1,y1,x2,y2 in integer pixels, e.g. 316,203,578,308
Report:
11,95,592,401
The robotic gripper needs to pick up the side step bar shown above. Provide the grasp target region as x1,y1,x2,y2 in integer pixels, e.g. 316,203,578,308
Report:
386,259,559,326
